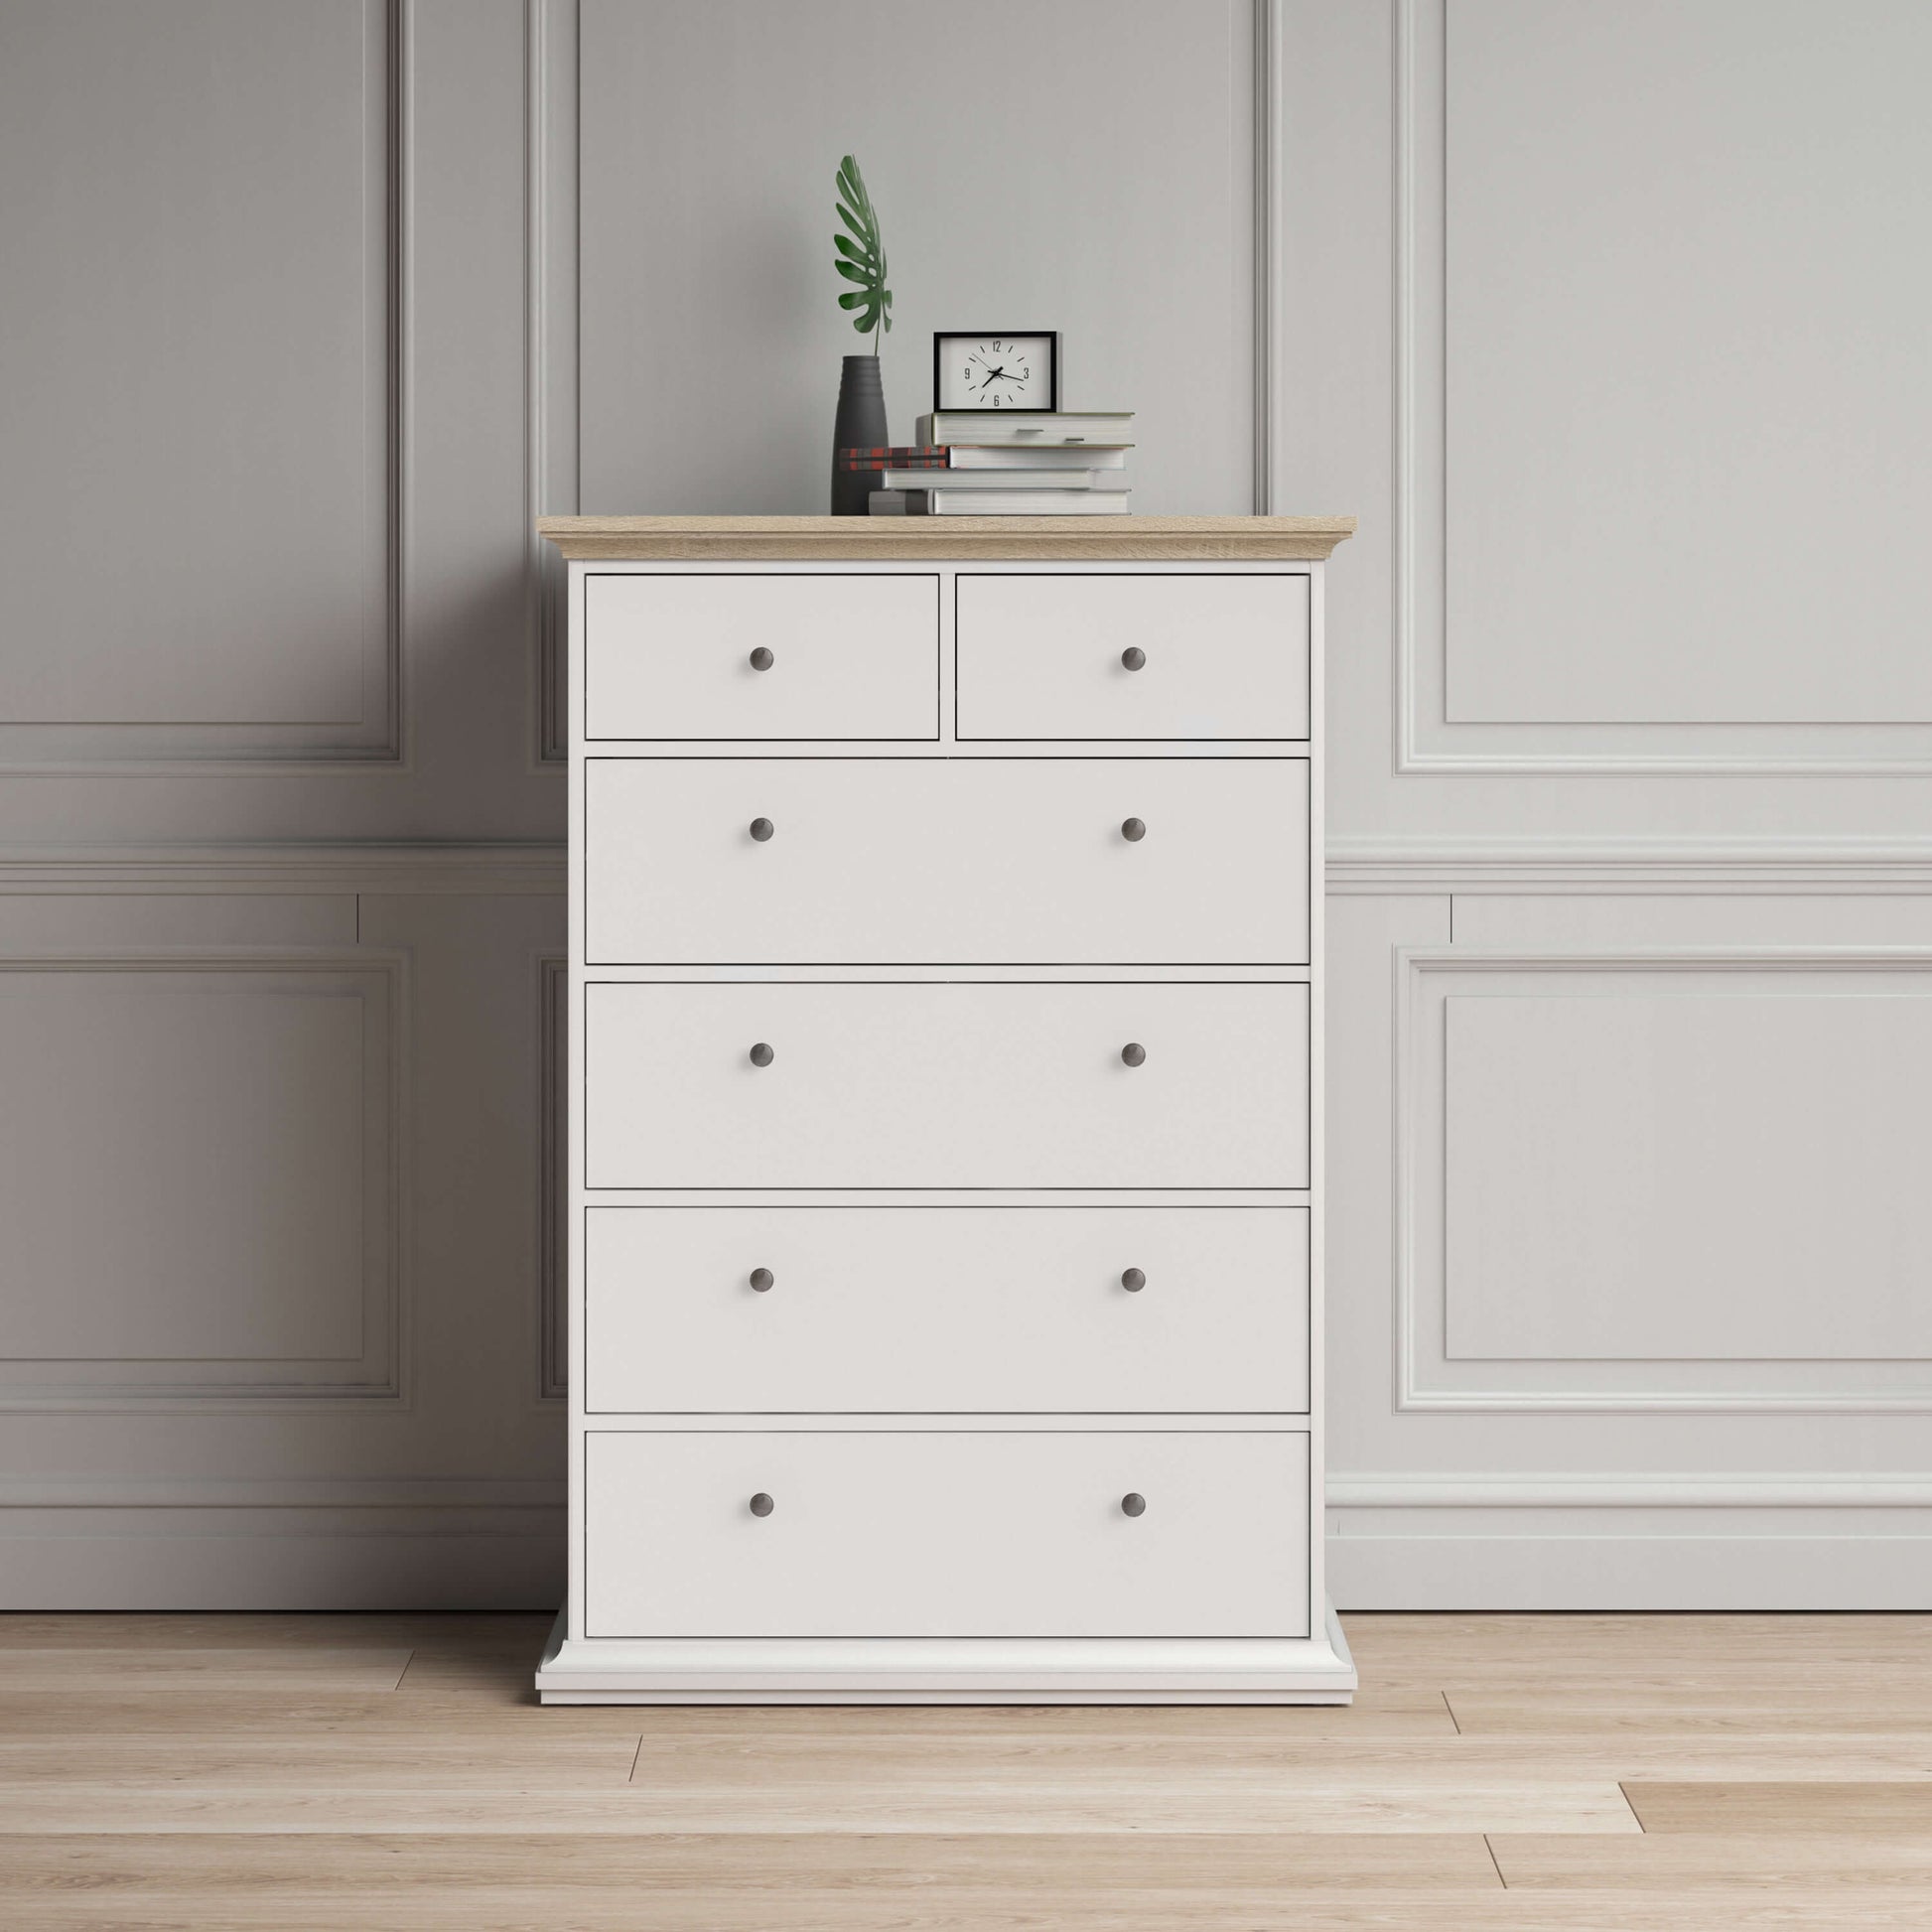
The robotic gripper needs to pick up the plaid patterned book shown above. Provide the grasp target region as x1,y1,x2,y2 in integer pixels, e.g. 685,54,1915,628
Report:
838,446,949,470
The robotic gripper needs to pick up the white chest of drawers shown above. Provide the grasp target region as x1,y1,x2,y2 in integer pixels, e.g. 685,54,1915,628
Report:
536,514,1356,1704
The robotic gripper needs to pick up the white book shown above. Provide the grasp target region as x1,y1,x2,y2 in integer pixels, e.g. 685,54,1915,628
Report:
873,488,1130,516
880,468,1094,490
917,411,1135,446
948,445,1128,470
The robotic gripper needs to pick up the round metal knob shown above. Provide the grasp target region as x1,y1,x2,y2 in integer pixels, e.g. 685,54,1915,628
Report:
750,817,774,842
1121,646,1147,671
749,1267,774,1292
749,1492,774,1517
749,1041,774,1067
1120,1041,1147,1067
1120,1492,1147,1518
1120,1267,1146,1293
750,646,774,671
1121,817,1147,843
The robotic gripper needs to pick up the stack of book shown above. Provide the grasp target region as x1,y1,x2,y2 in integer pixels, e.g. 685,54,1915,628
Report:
843,411,1135,515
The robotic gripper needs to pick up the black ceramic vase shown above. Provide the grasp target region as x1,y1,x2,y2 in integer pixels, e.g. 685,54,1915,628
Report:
830,353,889,515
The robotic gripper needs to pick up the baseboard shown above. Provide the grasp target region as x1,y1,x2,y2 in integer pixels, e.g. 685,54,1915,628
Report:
18,1514,1928,1613
0,1523,565,1610
1330,1531,1932,1609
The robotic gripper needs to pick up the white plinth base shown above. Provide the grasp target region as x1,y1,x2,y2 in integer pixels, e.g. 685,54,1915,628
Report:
534,1603,1356,1705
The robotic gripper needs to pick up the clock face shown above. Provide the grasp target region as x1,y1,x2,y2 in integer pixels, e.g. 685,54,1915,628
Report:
937,334,1055,410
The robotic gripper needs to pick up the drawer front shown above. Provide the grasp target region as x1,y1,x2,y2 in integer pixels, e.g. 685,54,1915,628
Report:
585,758,1309,964
585,1206,1310,1414
585,574,938,741
586,1430,1311,1637
955,573,1311,741
584,981,1309,1189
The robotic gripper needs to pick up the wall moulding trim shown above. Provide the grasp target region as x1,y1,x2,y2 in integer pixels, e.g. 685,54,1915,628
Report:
1329,1473,1932,1509
0,949,410,1413
1252,0,1284,514
1395,945,1932,1415
1391,0,1932,775
1329,838,1932,894
529,0,578,767
537,952,567,1401
0,843,565,896
0,1476,565,1510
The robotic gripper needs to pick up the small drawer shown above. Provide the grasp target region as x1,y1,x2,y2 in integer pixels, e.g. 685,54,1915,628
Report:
585,757,1309,964
585,1430,1311,1637
955,573,1310,741
585,1206,1310,1414
583,981,1309,1189
585,573,938,740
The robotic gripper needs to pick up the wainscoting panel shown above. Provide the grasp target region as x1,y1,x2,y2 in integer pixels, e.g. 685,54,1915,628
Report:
0,953,403,1405
0,871,565,1607
1443,0,1932,736
1328,887,1932,1606
1404,950,1932,1406
0,0,397,764
1394,0,1932,772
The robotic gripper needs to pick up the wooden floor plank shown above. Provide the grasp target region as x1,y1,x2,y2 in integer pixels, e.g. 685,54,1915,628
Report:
0,1779,1641,1835
1450,1685,1932,1735
8,1886,1932,1931
0,1648,411,1695
0,1738,641,1792
0,1683,1459,1740
1489,1832,1932,1887
0,1830,1503,1891
620,1731,1932,1782
1624,1781,1932,1834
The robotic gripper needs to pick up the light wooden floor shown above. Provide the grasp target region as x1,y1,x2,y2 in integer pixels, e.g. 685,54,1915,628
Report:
4,1613,1932,1928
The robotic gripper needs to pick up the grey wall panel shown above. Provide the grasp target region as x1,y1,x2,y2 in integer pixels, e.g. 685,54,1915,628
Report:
0,954,400,1402
1445,0,1932,733
1444,979,1932,1365
0,0,394,760
1292,0,1932,1604
0,0,568,1603
0,882,565,1603
576,0,1255,516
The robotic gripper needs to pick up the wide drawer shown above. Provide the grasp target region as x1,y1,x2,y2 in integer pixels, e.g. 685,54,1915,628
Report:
955,573,1310,741
585,1430,1311,1637
584,981,1309,1189
585,574,938,740
585,758,1309,964
585,1206,1310,1414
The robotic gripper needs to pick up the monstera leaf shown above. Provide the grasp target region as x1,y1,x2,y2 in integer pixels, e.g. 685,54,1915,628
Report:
833,154,892,349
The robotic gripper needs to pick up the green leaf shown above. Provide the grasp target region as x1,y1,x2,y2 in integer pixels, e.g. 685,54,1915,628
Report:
832,155,888,338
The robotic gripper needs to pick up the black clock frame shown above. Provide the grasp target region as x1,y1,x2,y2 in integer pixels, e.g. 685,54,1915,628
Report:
932,331,1060,413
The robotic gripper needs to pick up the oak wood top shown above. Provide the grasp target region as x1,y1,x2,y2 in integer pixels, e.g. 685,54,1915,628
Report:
537,514,1356,561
